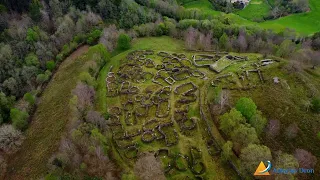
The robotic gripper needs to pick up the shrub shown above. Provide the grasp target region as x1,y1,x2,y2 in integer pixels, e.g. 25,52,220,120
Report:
0,124,25,154
311,97,320,113
240,144,272,174
235,97,257,120
156,23,168,36
0,155,7,179
0,92,15,124
10,108,29,130
86,29,102,45
103,112,110,120
46,60,56,71
26,26,40,43
29,0,41,22
221,141,233,162
117,33,131,50
45,70,52,77
209,86,222,104
23,92,35,105
79,72,96,87
231,123,259,151
274,152,299,179
74,33,86,43
219,108,245,135
25,53,40,67
36,73,49,84
56,53,64,62
248,110,267,135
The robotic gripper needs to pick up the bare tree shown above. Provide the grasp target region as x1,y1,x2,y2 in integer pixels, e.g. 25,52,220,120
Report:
204,33,213,51
271,6,282,19
134,152,166,180
0,125,25,154
197,32,205,50
83,146,120,179
76,11,102,33
86,111,108,132
238,33,248,52
72,82,95,112
185,27,197,50
53,15,75,49
310,51,320,69
266,119,281,137
99,25,121,52
294,149,317,169
285,123,299,139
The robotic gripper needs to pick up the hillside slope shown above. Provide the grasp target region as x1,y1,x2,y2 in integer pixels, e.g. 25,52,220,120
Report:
5,46,89,180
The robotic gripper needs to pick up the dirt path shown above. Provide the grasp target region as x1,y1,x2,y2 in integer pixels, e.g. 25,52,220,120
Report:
5,45,89,180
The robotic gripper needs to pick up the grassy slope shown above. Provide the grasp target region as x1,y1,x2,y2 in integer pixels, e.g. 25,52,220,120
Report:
236,0,271,21
5,46,90,180
259,0,320,35
182,0,320,35
183,0,221,16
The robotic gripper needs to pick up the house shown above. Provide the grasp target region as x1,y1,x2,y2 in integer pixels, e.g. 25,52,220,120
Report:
230,0,251,7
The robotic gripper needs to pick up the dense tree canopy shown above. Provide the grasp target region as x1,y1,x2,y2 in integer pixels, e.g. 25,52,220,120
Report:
219,108,245,135
240,144,272,174
117,33,131,50
231,124,259,151
235,97,257,120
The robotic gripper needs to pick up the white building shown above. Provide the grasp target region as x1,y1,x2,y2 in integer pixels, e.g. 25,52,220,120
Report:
230,0,250,7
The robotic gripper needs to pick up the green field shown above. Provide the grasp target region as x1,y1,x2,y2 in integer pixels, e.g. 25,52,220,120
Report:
236,0,271,21
181,0,320,35
183,0,221,16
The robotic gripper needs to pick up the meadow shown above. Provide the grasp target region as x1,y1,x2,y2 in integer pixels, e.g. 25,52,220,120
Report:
236,0,271,22
181,0,320,35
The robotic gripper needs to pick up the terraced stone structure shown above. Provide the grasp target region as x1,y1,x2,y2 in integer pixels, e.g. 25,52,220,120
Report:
105,50,274,178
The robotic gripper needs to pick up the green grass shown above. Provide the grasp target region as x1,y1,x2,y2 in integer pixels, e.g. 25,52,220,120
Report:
259,0,320,35
183,0,221,16
181,0,320,35
236,0,271,21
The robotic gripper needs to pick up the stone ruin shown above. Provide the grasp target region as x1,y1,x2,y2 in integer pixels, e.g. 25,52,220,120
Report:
105,49,280,178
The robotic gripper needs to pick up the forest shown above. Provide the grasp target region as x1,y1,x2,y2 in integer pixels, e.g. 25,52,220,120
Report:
0,0,320,179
